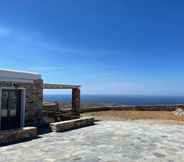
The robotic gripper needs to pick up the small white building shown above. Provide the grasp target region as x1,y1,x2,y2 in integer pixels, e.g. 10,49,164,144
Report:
0,69,80,131
0,69,43,130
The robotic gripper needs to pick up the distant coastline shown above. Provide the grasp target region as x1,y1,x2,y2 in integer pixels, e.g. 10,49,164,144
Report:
43,94,184,106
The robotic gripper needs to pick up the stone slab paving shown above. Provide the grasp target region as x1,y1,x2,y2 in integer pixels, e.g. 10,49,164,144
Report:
0,120,184,162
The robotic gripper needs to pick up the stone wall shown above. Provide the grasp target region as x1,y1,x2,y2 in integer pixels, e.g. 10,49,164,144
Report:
0,79,43,126
80,105,176,113
0,127,37,145
72,88,80,116
50,116,94,132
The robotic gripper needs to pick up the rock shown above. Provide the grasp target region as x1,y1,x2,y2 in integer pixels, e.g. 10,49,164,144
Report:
176,104,184,110
174,108,184,117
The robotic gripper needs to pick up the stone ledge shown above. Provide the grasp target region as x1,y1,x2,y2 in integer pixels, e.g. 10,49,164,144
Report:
50,117,95,132
0,127,37,145
80,105,176,113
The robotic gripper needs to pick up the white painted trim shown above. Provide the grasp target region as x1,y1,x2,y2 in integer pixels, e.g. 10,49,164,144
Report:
0,69,40,75
0,87,26,130
0,69,41,81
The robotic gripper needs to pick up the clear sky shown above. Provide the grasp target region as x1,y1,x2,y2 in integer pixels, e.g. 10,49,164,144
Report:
0,0,184,95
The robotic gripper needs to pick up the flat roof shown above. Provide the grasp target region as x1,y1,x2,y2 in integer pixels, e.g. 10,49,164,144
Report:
0,69,41,82
44,83,80,89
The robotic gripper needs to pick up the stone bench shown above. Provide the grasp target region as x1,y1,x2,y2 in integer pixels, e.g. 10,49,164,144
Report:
0,127,37,145
50,116,95,132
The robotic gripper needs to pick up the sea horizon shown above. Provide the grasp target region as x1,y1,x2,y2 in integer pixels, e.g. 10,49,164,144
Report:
43,94,184,106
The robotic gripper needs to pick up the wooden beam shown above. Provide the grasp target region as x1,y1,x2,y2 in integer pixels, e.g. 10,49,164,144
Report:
44,83,80,89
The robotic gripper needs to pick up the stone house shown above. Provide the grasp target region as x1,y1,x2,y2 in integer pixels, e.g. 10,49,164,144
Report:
0,69,80,131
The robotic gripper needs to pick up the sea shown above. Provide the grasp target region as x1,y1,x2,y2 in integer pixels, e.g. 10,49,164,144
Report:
43,94,184,106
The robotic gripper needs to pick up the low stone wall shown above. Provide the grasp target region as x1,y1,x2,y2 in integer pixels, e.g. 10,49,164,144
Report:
42,102,79,124
50,117,94,132
43,102,58,112
80,105,176,113
0,127,37,145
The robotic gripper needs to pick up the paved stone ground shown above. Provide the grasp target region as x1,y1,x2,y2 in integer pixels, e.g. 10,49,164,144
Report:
0,120,184,162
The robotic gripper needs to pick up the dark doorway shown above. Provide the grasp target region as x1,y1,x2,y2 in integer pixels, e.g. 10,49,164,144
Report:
1,89,21,130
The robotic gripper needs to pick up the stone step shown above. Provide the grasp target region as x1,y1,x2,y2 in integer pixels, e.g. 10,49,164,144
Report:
0,127,37,145
50,117,95,132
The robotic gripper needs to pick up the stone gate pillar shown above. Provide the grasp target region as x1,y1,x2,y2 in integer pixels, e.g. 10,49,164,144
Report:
72,88,80,116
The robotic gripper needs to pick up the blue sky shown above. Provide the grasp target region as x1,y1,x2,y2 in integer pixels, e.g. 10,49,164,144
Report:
0,0,184,95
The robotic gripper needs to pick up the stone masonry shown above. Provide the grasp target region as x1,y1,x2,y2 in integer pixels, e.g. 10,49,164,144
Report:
72,88,80,116
50,116,94,132
0,127,37,145
0,79,43,126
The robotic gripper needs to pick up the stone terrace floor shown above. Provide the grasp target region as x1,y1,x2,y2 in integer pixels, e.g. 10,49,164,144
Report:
0,120,184,162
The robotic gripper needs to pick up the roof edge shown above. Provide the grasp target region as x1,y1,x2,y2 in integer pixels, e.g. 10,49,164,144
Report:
0,69,41,80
